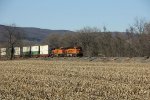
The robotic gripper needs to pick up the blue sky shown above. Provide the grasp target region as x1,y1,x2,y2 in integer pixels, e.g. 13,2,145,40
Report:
0,0,150,31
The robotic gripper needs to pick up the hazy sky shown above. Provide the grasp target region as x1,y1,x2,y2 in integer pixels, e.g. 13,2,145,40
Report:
0,0,150,31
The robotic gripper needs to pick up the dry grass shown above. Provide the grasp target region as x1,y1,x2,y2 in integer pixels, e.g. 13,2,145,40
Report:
0,60,150,100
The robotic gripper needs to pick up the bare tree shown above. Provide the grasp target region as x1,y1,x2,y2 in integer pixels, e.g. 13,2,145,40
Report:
144,22,150,34
43,33,62,48
42,20,150,57
2,24,24,60
76,27,101,56
59,33,78,47
132,18,145,34
103,26,109,32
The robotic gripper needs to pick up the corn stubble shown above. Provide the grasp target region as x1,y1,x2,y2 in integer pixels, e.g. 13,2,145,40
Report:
0,60,150,100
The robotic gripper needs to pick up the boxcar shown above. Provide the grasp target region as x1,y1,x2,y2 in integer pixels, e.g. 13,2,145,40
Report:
23,46,31,57
40,45,49,57
14,47,21,58
31,46,40,57
0,48,7,58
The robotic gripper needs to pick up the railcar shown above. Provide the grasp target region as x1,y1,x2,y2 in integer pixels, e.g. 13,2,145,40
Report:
0,48,7,58
40,45,50,57
66,47,83,57
52,47,83,57
23,46,31,57
14,47,21,58
52,47,66,57
31,46,40,57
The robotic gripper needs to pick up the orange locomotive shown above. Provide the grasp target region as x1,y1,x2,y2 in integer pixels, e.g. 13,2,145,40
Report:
65,47,83,57
52,47,66,57
52,47,83,57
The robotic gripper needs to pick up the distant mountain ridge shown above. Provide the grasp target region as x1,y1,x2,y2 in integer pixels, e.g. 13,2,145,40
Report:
0,25,73,42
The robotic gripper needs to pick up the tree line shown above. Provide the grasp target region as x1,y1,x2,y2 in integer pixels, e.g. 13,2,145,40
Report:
0,18,150,59
43,19,150,57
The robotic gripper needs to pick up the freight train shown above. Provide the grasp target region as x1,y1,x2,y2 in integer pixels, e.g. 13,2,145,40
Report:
0,45,83,58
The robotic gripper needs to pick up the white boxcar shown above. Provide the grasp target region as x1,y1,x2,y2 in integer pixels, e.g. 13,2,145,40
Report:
14,47,20,56
23,46,30,56
1,48,6,56
23,46,30,52
31,46,39,55
40,45,49,55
